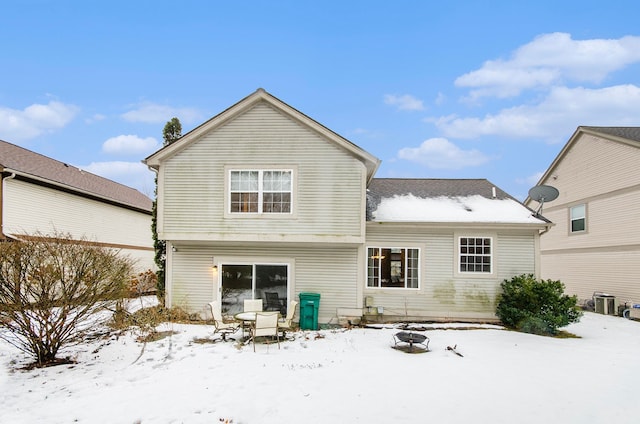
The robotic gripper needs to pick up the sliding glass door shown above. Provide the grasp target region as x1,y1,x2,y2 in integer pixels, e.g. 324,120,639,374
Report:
220,263,288,315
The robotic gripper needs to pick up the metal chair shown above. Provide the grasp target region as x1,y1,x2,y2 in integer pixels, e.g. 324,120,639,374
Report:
250,312,280,352
244,299,263,312
242,299,263,334
264,291,286,314
208,301,239,342
278,300,298,337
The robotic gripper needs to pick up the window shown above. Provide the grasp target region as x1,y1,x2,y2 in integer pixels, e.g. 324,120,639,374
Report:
570,204,586,233
230,170,292,214
367,247,419,289
459,237,492,273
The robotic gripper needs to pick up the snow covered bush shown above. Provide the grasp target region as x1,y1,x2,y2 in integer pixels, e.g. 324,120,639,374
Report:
0,232,134,366
496,274,582,336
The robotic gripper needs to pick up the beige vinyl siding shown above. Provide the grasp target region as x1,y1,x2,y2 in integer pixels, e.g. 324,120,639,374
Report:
3,179,154,271
533,132,640,304
159,103,365,243
541,189,640,250
168,244,359,324
541,250,640,305
548,134,640,203
365,225,538,321
496,234,536,279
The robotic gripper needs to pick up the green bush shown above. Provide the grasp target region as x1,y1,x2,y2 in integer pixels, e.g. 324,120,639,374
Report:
496,274,582,336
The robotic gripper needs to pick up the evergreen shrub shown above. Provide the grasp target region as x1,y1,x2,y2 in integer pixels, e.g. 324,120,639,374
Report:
496,274,582,336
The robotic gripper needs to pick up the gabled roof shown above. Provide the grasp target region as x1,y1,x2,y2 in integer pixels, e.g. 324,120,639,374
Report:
367,178,547,225
0,140,152,213
368,178,512,200
144,88,381,182
525,126,640,204
580,126,640,143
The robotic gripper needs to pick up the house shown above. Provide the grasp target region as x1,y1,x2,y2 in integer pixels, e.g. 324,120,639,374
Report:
524,126,640,312
0,140,155,273
145,89,549,324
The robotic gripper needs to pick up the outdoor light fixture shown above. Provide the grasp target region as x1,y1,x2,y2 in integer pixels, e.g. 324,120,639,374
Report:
212,258,218,271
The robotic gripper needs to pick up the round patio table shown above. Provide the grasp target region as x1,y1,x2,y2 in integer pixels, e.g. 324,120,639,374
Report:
234,312,257,340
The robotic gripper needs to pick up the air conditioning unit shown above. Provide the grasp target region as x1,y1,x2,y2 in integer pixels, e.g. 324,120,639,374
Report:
594,294,616,315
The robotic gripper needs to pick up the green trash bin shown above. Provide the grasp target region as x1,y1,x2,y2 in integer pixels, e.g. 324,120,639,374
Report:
299,292,321,330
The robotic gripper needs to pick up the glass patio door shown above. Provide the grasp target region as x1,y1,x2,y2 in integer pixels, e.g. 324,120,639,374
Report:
220,264,288,315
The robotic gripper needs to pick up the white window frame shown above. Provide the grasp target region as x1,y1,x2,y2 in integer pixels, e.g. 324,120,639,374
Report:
225,167,296,217
457,236,493,275
570,204,586,234
366,247,420,290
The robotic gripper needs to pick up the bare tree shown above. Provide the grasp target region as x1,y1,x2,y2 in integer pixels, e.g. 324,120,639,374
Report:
0,232,135,366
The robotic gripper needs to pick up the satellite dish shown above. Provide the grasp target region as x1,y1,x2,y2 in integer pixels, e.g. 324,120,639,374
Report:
528,185,559,216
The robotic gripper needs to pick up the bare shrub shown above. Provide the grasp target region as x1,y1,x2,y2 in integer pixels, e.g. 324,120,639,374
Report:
0,232,134,366
127,269,158,296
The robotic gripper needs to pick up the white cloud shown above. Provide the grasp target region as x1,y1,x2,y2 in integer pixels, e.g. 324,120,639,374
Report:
384,94,424,111
85,113,106,124
431,84,640,142
517,172,545,187
102,134,159,155
434,92,447,106
0,101,78,141
121,102,202,124
456,33,640,99
397,137,490,169
78,161,156,197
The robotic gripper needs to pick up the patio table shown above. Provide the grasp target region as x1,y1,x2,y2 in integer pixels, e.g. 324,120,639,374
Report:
234,312,257,340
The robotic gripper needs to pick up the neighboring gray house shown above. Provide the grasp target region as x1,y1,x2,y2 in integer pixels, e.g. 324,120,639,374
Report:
145,89,549,324
525,126,640,313
0,140,155,272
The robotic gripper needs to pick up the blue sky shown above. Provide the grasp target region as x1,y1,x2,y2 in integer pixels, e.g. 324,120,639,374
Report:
2,1,640,200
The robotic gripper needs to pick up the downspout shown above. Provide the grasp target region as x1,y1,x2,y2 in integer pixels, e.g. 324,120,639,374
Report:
1,171,17,239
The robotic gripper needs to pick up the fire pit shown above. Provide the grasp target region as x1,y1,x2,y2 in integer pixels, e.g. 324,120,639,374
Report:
393,331,429,353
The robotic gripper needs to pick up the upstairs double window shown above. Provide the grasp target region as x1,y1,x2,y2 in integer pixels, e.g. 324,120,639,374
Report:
229,170,292,214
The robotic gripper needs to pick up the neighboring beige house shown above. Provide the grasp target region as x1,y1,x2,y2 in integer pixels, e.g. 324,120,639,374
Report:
145,89,549,324
0,139,155,273
525,126,640,312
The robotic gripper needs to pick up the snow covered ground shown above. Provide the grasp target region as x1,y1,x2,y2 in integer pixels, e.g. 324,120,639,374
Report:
1,306,638,424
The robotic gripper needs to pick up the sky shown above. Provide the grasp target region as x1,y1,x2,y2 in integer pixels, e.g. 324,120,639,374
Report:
2,1,640,200
1,296,638,423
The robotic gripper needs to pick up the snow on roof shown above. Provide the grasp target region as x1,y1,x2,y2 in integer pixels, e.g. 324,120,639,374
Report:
371,194,545,224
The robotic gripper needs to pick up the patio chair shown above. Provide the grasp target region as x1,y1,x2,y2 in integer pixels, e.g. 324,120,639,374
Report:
244,299,263,312
250,312,280,352
278,300,298,337
208,302,240,342
242,299,264,334
264,291,286,315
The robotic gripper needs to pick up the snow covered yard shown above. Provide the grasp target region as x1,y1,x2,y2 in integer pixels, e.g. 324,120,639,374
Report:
1,312,638,424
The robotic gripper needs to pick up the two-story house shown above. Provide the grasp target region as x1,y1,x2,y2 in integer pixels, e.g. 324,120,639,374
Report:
1,140,155,273
145,89,549,324
525,126,640,313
